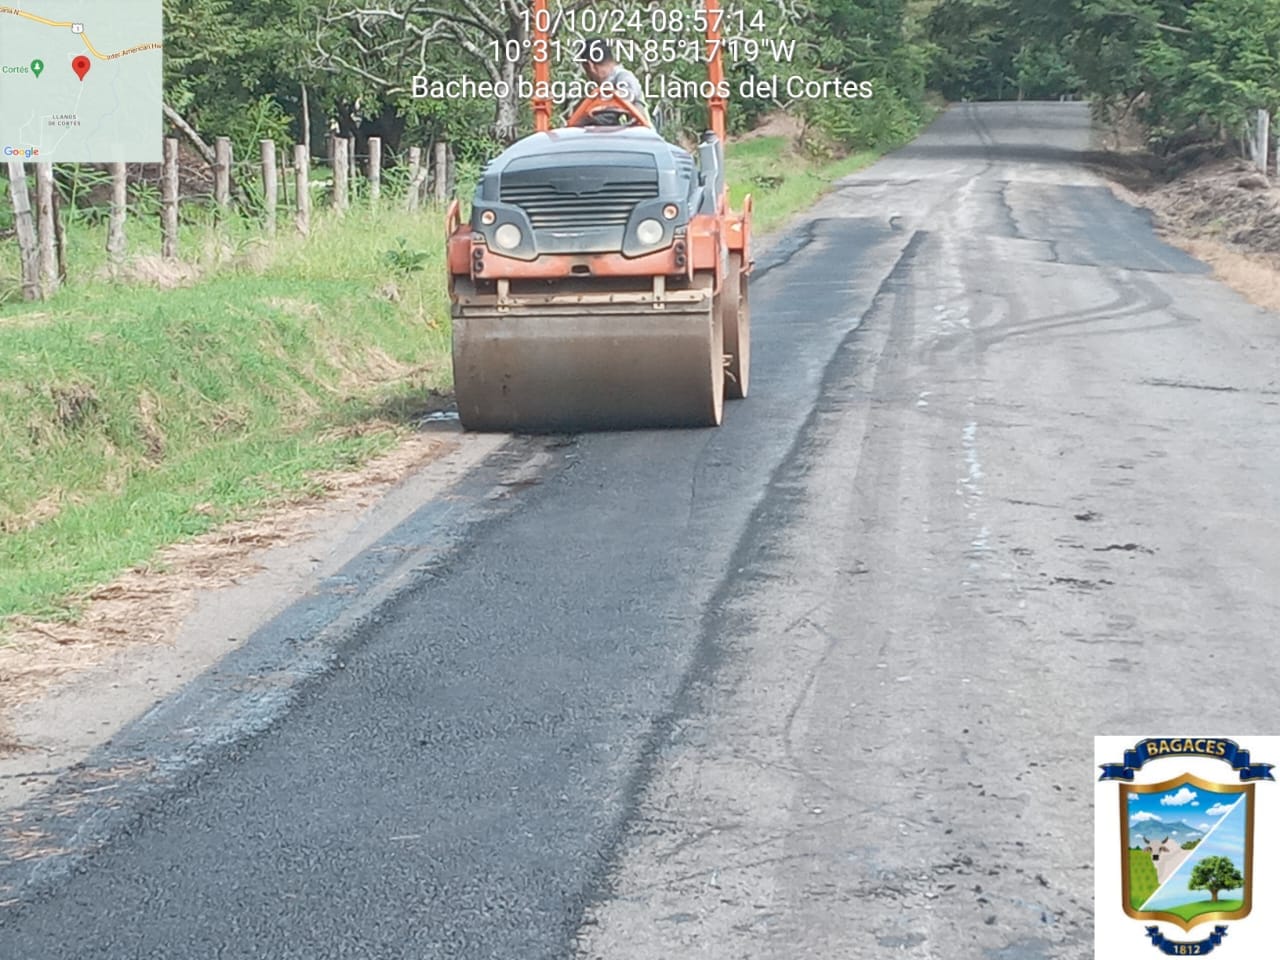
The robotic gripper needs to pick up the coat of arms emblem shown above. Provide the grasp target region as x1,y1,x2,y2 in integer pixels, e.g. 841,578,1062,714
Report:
1098,738,1274,956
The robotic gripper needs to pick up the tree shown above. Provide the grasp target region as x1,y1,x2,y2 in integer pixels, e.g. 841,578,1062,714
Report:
1188,856,1243,902
794,0,931,149
1139,0,1280,147
163,0,310,157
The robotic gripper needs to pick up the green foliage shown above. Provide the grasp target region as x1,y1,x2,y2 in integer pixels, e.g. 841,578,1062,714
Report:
148,0,942,173
1189,856,1244,900
1013,43,1082,100
801,84,924,153
917,0,1279,156
383,238,430,276
800,0,931,148
724,136,882,232
924,0,1015,100
0,206,451,622
1163,898,1245,921
1140,0,1280,142
164,0,308,156
1181,839,1201,850
1128,848,1160,910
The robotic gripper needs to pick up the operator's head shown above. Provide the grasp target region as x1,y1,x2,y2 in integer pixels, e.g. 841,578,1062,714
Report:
580,37,615,83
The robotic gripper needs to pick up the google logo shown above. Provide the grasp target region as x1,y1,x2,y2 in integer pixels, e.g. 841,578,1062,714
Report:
3,145,40,158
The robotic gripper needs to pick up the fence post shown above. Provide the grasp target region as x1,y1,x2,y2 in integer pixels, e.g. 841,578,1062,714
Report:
52,181,67,282
106,162,128,265
162,137,179,258
406,146,422,212
214,136,232,208
35,163,59,298
1256,109,1271,177
261,139,278,234
294,144,311,235
332,136,349,212
6,160,40,301
347,137,357,196
433,140,448,202
367,136,382,203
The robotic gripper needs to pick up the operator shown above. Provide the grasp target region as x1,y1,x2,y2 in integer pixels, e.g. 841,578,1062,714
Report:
578,37,650,123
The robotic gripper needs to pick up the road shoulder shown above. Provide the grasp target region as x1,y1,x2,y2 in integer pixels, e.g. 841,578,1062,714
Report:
0,425,508,811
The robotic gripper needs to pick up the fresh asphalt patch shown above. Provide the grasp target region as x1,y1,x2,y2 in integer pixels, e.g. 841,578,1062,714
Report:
0,215,915,957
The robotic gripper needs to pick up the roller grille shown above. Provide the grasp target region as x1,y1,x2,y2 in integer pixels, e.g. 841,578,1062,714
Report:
501,179,659,229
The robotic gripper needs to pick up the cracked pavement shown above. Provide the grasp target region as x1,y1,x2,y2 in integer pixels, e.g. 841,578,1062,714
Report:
4,102,1279,960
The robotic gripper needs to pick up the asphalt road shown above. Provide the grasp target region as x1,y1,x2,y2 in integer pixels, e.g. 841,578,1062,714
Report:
4,102,1280,959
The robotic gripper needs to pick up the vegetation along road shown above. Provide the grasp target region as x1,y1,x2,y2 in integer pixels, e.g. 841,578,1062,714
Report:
3,100,1278,959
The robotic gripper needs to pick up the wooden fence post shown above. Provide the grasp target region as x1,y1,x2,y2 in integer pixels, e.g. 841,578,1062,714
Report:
35,164,59,298
52,182,67,282
261,139,278,234
6,160,40,300
367,136,382,202
332,136,349,212
162,137,179,258
106,162,127,265
406,146,422,212
214,136,232,208
347,137,357,195
294,144,311,235
1255,109,1271,177
433,140,448,202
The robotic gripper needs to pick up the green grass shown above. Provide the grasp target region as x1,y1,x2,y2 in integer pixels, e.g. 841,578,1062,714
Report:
725,135,881,233
0,205,451,624
0,121,909,629
1129,849,1160,910
1160,899,1244,921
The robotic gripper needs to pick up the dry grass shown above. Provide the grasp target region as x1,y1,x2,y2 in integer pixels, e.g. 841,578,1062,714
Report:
1181,240,1280,314
1107,167,1280,315
736,110,805,143
0,430,454,735
102,254,203,289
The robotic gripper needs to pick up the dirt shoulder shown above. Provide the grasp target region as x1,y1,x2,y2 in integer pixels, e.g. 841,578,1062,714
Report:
1099,152,1280,313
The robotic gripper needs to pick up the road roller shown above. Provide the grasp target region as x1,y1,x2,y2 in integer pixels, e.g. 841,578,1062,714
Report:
446,0,752,432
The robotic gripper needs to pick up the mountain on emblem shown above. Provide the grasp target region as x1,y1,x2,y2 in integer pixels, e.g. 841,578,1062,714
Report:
1121,773,1254,932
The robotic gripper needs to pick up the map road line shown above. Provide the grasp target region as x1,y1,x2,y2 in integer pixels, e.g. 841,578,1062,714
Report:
0,9,158,61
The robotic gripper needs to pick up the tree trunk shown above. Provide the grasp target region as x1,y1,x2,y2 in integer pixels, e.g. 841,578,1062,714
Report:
493,54,522,143
162,103,250,205
162,102,216,166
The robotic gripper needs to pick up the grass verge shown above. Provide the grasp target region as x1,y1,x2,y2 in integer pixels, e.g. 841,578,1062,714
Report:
0,126,898,633
1,206,450,625
1160,899,1244,921
725,135,881,233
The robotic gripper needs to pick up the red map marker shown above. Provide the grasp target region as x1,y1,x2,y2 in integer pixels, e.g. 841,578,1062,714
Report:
72,56,91,81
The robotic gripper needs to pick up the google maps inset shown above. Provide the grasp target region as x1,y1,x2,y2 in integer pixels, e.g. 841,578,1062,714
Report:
0,1,162,162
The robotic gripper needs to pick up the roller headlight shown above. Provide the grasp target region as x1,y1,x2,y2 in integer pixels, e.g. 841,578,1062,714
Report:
635,218,664,246
479,209,496,225
494,223,523,250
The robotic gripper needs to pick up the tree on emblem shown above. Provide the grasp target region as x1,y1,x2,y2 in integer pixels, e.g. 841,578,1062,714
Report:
1188,856,1243,903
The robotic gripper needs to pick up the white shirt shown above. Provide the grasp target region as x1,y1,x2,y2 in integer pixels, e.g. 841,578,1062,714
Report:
604,64,646,109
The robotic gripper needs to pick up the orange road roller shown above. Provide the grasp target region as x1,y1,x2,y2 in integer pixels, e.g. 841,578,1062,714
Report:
446,0,752,431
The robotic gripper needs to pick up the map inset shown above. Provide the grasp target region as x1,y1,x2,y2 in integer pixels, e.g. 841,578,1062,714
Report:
0,1,162,162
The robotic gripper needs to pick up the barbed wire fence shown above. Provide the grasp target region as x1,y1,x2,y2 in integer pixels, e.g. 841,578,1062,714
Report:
3,135,456,303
